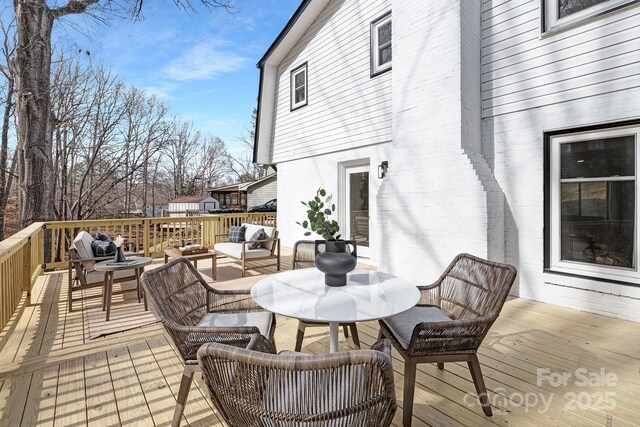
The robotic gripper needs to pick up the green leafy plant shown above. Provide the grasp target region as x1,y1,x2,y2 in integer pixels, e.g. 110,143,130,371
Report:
297,188,341,241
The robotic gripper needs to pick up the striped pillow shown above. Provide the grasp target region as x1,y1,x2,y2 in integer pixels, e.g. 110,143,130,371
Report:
228,225,246,243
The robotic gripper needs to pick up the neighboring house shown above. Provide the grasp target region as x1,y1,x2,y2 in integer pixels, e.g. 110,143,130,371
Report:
254,0,640,322
166,196,219,217
207,173,277,210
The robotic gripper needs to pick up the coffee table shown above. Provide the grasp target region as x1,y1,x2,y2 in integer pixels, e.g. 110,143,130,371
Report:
163,248,217,280
251,268,420,353
94,257,153,321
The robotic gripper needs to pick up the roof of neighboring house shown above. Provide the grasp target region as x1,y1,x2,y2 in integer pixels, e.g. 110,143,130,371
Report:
169,196,213,203
254,0,330,164
207,174,277,193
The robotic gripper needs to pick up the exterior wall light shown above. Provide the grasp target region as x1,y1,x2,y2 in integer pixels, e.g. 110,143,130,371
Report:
378,161,388,179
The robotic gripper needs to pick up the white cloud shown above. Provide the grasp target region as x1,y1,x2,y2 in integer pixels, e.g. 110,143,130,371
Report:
163,40,249,81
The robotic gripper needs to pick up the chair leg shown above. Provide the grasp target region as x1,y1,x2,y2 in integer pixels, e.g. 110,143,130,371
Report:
172,364,197,427
468,355,492,416
403,359,417,427
437,362,445,370
378,327,385,340
342,324,349,338
349,324,361,349
295,322,306,352
68,263,73,312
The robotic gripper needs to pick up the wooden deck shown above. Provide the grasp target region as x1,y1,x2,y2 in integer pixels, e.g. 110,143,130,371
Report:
0,257,638,426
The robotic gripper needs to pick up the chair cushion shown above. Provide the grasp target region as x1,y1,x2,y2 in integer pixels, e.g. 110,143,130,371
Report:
84,269,136,285
242,223,276,250
246,228,267,250
73,231,96,272
197,311,272,338
228,225,246,243
383,306,452,350
214,242,272,259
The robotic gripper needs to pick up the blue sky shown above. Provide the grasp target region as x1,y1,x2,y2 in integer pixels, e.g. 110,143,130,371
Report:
54,0,301,157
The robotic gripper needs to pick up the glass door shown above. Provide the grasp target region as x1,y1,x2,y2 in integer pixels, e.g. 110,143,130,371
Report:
345,165,370,258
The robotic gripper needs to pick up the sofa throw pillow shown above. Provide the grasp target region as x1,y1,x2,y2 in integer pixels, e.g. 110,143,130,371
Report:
247,228,268,250
95,232,112,242
228,225,246,243
91,239,116,257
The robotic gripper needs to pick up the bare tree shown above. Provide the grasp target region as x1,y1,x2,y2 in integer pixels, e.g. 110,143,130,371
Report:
227,107,264,182
11,0,232,228
0,12,16,239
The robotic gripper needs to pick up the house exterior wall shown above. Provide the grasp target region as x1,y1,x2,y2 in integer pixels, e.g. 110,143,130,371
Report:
277,142,392,266
247,175,278,207
376,0,502,285
271,0,392,163
261,0,640,322
481,0,640,321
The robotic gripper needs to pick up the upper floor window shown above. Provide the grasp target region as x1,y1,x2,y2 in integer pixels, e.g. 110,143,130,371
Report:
290,63,308,111
545,0,638,31
371,12,392,77
545,122,640,284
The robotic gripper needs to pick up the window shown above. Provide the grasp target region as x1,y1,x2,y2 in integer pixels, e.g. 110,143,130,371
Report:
546,123,640,283
290,63,307,111
545,0,638,31
370,12,392,77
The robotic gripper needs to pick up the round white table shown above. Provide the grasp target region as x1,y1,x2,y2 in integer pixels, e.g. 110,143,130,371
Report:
251,268,420,353
94,257,153,321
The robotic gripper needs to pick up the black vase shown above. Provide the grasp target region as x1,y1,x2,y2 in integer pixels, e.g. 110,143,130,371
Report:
314,240,357,287
114,247,127,263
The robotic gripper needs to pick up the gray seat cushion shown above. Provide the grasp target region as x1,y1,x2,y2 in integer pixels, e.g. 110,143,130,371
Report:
197,311,273,338
383,306,452,349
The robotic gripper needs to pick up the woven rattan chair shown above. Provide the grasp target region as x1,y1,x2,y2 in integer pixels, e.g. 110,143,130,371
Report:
197,333,397,426
378,253,517,426
292,240,360,351
141,258,276,427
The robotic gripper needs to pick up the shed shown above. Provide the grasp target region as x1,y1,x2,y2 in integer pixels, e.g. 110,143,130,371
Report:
166,196,219,217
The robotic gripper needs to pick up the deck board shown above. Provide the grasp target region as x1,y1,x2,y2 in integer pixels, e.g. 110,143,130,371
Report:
0,258,638,426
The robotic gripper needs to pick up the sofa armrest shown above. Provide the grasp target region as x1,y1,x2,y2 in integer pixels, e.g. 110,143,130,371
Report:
214,233,229,244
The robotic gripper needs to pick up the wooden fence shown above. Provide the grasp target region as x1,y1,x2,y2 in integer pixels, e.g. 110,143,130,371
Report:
0,223,44,334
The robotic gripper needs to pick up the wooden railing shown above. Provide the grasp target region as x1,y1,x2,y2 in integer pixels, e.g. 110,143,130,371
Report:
0,223,44,333
42,213,277,269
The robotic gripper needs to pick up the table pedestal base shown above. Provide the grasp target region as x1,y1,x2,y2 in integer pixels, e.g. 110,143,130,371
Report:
329,322,339,353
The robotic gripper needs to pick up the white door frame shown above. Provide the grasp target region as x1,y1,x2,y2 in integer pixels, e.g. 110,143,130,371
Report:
339,160,371,258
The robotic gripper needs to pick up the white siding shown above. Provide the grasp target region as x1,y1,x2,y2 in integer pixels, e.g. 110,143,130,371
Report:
481,0,640,117
247,176,277,206
271,0,392,162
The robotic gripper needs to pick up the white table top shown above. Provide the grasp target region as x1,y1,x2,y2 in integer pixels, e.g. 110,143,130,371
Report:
94,256,153,271
251,268,420,323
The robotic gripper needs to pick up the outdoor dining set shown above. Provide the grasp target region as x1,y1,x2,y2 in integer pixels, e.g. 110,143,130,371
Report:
139,239,517,427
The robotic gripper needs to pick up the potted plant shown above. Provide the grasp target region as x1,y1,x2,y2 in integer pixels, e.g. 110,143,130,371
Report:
297,188,357,286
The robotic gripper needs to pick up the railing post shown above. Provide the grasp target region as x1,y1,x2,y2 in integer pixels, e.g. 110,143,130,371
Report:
22,237,32,306
143,219,151,257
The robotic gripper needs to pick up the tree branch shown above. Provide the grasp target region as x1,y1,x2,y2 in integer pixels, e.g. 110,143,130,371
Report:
50,0,100,19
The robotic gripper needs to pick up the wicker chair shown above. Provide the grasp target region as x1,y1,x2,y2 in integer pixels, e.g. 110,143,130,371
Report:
141,258,277,427
197,333,397,426
378,253,517,426
292,240,360,351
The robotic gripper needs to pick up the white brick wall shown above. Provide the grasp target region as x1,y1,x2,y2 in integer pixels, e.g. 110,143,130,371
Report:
485,88,640,322
377,0,501,284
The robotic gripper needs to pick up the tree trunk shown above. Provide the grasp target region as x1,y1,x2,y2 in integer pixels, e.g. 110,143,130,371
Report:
12,0,54,228
0,76,14,240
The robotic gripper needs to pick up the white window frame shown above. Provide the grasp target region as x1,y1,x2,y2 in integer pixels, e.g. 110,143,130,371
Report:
549,125,640,283
370,12,392,77
545,0,638,32
290,63,307,111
